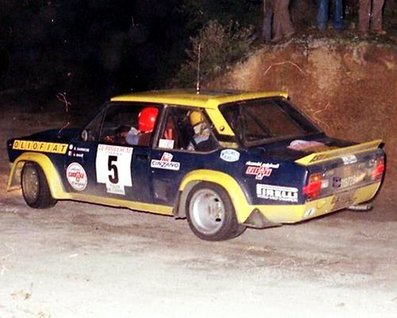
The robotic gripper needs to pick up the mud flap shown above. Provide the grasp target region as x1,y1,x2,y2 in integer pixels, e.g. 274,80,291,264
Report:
243,209,281,229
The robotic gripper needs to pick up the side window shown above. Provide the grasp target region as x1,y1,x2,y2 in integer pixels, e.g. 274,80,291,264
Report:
81,109,105,142
97,103,160,147
157,107,218,152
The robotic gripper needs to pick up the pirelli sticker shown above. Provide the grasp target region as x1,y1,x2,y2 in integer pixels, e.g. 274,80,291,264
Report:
12,140,68,154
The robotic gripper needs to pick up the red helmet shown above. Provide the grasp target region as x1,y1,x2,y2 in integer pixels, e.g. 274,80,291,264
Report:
138,107,159,133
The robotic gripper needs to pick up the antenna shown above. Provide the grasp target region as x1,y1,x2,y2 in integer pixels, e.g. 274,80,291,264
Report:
196,43,201,94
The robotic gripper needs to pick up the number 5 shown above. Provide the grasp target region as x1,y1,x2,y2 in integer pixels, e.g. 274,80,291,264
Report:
108,155,119,184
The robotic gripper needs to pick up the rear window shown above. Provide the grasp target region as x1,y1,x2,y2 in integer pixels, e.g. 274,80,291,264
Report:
220,98,320,146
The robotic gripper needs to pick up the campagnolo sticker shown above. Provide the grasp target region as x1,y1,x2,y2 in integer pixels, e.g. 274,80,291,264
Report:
66,162,88,191
256,184,298,202
151,152,180,171
245,161,280,180
96,144,133,195
220,149,240,162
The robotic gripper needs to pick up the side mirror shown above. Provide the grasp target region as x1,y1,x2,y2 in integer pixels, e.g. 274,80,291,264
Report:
81,129,89,141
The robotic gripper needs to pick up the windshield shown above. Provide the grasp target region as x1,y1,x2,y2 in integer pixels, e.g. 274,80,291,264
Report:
220,98,320,147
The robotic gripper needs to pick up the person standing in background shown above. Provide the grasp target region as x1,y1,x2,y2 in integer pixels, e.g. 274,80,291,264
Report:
316,0,344,31
261,0,273,42
358,0,386,35
272,0,294,43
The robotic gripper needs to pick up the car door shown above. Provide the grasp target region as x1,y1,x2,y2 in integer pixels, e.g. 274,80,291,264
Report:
149,106,219,206
64,102,159,203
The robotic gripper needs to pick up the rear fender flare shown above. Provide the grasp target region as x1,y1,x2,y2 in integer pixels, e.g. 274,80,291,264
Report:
176,169,251,223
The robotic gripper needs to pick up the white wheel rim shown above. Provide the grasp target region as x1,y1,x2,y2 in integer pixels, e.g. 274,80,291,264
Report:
189,188,226,235
23,165,40,203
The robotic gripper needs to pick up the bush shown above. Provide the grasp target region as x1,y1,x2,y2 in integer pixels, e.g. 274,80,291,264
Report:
173,20,255,87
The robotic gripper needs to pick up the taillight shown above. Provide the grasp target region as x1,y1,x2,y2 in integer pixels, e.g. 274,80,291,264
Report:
303,173,322,200
371,157,385,180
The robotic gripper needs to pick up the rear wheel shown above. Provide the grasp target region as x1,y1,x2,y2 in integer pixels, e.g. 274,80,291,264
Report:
21,162,57,209
186,182,245,241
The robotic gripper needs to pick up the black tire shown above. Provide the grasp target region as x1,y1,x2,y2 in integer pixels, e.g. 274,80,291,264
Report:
186,182,246,241
21,162,57,209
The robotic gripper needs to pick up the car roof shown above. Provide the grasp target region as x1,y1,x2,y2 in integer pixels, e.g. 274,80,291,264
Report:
111,89,288,109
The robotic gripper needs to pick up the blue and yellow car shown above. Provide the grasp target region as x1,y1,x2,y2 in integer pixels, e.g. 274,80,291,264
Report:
7,90,385,240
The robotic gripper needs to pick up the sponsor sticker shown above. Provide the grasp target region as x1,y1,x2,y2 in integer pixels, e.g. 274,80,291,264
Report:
256,184,298,202
12,140,68,154
245,161,280,180
341,154,357,165
220,149,240,162
66,162,88,191
158,138,175,149
151,152,180,171
303,207,316,218
105,183,126,195
309,154,328,163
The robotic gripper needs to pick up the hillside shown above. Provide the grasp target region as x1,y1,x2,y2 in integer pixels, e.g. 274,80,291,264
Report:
210,37,397,192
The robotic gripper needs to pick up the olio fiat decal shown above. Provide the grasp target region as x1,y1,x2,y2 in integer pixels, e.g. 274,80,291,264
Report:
13,140,68,154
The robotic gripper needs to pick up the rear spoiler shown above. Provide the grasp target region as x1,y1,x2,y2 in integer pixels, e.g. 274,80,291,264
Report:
295,139,383,166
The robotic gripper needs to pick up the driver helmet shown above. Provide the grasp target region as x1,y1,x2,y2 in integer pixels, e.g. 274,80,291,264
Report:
138,106,159,133
189,110,204,127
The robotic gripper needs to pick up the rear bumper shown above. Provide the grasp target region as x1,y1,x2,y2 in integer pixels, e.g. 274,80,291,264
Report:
244,182,381,226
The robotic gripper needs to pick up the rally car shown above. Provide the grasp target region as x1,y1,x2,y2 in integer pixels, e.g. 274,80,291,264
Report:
7,90,385,241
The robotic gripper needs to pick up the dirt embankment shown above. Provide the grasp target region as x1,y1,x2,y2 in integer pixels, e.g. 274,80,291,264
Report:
211,37,397,194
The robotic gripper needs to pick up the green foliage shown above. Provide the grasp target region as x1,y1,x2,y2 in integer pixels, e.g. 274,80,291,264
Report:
173,20,255,87
178,0,261,37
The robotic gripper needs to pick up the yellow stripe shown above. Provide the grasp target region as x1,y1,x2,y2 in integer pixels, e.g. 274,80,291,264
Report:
12,140,68,154
178,170,381,225
66,193,174,216
8,153,173,215
8,155,381,225
253,182,381,223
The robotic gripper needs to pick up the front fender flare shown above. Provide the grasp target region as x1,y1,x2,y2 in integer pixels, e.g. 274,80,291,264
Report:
177,169,252,223
7,152,69,199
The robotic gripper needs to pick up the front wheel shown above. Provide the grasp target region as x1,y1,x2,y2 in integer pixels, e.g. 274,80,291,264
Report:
21,162,57,209
186,182,245,241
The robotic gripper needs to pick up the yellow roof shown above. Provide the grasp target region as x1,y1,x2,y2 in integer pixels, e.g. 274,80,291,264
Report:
111,89,288,109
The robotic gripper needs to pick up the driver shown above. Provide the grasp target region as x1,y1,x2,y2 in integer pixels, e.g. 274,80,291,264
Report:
104,125,132,144
126,106,158,146
187,111,216,151
104,106,159,146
